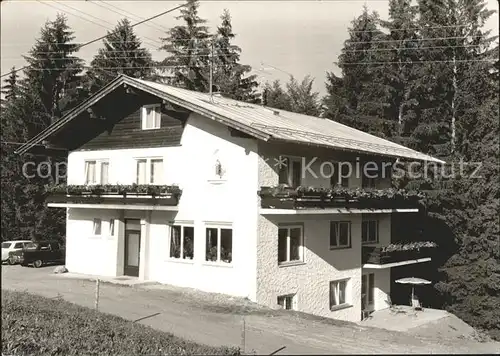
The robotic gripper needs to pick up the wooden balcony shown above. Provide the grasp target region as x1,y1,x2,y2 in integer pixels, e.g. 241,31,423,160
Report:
46,184,182,208
362,244,436,269
259,186,425,211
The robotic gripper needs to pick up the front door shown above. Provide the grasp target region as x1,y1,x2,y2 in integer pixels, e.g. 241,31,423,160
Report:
124,219,141,277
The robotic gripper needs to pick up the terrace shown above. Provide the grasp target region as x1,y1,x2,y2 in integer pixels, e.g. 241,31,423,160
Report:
362,242,437,269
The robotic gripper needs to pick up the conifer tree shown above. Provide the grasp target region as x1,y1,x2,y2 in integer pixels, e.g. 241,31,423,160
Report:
159,0,211,92
23,14,84,122
286,76,320,116
86,19,155,94
323,7,394,138
379,0,420,144
212,9,259,103
1,67,18,109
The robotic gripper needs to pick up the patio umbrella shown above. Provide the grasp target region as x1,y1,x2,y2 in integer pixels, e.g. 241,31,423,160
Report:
395,277,432,305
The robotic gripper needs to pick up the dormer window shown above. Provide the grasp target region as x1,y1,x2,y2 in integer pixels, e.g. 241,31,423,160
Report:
141,104,161,130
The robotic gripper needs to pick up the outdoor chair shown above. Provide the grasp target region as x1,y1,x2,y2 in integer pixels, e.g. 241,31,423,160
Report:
386,297,406,314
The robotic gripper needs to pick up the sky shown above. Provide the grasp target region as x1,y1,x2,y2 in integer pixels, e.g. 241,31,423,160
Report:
1,0,499,95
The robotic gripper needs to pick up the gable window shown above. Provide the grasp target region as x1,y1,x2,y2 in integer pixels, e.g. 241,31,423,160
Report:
205,226,232,263
330,279,350,309
84,160,109,185
362,218,379,244
277,294,296,310
93,218,102,236
141,104,161,130
136,158,164,184
170,224,194,260
330,162,350,188
330,221,351,249
278,156,302,188
278,225,303,264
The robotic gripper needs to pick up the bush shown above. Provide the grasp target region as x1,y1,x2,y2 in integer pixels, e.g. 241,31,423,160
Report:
1,290,240,356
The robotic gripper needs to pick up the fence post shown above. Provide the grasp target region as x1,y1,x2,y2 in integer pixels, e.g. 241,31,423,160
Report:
240,317,246,353
95,278,100,311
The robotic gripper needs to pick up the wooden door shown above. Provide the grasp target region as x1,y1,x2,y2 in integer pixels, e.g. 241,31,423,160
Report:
124,219,141,277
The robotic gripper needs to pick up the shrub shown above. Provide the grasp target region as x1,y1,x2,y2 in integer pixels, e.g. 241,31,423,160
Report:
1,290,240,356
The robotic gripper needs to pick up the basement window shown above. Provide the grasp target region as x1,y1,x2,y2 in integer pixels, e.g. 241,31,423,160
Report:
141,104,161,130
277,294,297,310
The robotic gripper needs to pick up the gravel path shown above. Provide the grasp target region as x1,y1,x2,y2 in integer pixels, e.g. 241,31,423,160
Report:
2,265,499,355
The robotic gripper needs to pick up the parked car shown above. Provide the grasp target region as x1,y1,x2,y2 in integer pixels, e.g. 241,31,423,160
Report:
1,240,32,265
11,241,65,268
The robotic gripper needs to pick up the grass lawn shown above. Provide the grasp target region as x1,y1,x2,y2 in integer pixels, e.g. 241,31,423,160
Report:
1,290,240,355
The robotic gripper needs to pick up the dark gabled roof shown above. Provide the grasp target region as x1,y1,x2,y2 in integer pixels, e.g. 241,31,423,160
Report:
16,75,444,163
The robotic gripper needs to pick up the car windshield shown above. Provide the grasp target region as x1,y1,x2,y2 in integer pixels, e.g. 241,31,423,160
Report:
25,243,38,250
1,242,11,248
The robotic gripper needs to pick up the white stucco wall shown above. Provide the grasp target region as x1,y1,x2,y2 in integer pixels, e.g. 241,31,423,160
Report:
257,214,363,321
65,113,260,299
65,208,120,277
256,142,394,322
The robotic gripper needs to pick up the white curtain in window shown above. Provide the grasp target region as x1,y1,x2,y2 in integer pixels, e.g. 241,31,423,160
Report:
85,161,96,184
145,107,154,129
154,107,161,128
136,160,147,184
150,159,163,184
100,162,109,184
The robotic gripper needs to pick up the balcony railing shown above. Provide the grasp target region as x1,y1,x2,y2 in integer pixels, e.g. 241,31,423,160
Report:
46,184,182,206
259,185,425,210
362,242,437,265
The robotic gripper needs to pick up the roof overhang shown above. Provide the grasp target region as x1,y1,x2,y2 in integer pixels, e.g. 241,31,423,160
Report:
16,75,271,155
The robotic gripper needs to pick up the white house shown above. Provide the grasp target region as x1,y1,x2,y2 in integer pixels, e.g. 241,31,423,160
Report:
18,75,442,322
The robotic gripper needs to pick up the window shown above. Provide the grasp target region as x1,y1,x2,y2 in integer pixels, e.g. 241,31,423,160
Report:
39,243,50,251
84,160,109,185
278,156,302,188
170,224,194,260
277,294,296,310
136,158,164,184
362,273,375,310
362,219,378,244
141,104,161,130
330,221,351,249
14,242,24,249
205,226,232,263
93,218,102,236
330,162,350,188
330,279,349,309
362,164,379,188
278,225,303,264
109,219,115,236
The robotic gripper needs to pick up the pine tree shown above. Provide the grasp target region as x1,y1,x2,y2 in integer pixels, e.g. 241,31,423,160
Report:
86,18,155,94
262,80,291,110
212,9,260,103
1,67,18,109
379,0,420,144
159,0,211,92
262,76,320,115
323,7,394,138
1,14,80,242
23,14,84,122
286,76,320,116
